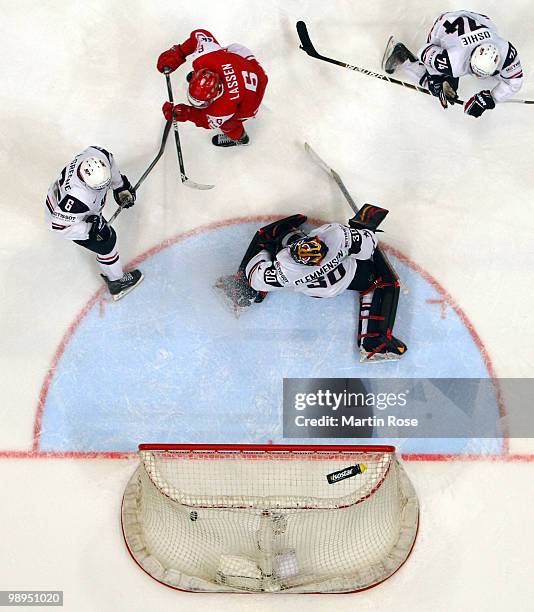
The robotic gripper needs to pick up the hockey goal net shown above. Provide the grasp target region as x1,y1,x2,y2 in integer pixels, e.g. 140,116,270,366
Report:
122,444,419,593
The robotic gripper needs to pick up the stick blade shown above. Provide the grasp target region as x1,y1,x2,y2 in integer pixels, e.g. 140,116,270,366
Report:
182,177,215,190
381,35,395,72
296,21,318,57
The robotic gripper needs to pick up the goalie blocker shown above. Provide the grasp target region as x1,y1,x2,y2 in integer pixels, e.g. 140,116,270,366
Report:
219,213,406,362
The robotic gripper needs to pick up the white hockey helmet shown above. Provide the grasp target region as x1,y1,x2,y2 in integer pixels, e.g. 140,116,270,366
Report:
470,43,500,78
79,156,112,190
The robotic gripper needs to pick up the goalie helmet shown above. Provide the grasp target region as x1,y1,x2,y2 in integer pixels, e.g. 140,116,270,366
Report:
289,235,329,266
470,43,500,78
188,69,223,108
78,157,112,190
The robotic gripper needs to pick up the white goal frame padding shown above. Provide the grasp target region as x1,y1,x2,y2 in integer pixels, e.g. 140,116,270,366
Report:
121,444,419,593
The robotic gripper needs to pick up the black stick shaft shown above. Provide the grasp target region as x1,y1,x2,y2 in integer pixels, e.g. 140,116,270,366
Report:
109,121,172,225
297,21,534,105
134,121,171,191
165,73,188,182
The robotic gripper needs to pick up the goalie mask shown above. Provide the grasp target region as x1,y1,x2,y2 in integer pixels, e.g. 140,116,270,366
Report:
289,236,329,266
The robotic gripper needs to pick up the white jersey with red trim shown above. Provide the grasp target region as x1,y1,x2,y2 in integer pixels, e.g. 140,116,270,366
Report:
418,10,523,103
45,146,123,241
245,223,377,299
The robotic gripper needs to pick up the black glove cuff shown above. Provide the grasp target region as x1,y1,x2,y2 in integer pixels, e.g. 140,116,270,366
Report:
119,175,133,192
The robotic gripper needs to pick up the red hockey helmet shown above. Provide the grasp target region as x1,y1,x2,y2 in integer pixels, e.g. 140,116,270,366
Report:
187,69,222,108
289,236,329,266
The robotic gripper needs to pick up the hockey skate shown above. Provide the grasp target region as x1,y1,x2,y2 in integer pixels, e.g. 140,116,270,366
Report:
359,333,407,363
214,271,266,316
101,269,144,301
212,131,250,148
382,37,417,74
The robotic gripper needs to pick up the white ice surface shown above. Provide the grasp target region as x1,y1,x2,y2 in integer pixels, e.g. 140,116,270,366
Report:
1,0,534,609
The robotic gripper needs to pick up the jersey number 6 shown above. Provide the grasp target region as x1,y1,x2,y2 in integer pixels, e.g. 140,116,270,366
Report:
241,71,259,92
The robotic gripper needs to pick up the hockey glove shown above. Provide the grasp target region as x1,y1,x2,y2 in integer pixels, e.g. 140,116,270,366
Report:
162,102,192,122
425,73,460,109
113,175,136,208
349,204,389,232
157,45,186,73
464,90,495,118
86,215,111,242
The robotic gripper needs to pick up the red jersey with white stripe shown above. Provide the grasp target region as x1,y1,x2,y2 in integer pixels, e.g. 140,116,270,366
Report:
418,10,523,103
179,29,268,130
45,146,123,241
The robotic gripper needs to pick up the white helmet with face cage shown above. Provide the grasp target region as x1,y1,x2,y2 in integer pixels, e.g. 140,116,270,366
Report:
470,43,500,78
79,157,111,190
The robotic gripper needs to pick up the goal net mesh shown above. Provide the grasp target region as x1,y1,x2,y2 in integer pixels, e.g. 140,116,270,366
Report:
122,445,419,593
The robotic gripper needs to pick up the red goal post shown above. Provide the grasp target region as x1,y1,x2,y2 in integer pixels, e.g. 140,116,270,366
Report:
122,444,419,593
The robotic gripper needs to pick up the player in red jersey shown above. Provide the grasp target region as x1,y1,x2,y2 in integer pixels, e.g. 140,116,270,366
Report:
157,29,268,147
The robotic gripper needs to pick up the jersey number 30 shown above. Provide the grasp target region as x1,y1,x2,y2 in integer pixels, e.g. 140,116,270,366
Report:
306,264,347,289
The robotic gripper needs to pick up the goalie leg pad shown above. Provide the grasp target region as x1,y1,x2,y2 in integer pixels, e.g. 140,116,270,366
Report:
238,214,308,271
256,214,307,257
347,259,377,292
357,250,406,361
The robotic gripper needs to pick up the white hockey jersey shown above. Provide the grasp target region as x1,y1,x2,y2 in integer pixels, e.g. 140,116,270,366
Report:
419,10,523,103
245,223,377,299
45,146,124,241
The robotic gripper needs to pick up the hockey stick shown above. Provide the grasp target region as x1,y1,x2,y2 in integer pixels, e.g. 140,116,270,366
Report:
109,121,172,225
297,21,534,105
165,72,214,190
304,142,359,215
304,142,404,362
296,21,449,100
304,142,396,264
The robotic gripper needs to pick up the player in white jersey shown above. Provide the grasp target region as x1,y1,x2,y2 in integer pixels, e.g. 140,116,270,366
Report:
383,10,523,117
246,223,377,298
232,214,407,361
45,146,143,300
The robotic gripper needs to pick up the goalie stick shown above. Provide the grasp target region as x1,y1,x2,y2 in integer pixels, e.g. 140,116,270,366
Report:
304,142,391,237
296,21,534,105
304,142,360,215
304,142,403,362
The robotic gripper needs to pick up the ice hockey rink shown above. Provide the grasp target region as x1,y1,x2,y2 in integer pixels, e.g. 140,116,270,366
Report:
1,0,534,609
